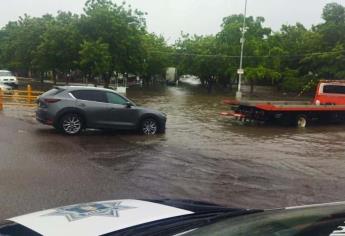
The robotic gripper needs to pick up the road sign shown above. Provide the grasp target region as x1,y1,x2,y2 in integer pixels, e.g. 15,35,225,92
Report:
237,69,244,75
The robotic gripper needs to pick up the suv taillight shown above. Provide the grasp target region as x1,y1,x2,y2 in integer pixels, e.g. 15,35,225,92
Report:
44,98,61,103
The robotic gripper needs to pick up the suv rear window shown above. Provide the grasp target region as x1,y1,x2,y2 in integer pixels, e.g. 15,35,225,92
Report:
323,85,345,94
42,88,65,97
71,90,107,103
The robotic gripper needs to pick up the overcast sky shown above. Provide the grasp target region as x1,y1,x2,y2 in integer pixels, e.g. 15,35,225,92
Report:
1,0,345,42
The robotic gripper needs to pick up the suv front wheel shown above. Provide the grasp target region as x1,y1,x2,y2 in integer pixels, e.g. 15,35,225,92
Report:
59,113,83,135
141,118,159,135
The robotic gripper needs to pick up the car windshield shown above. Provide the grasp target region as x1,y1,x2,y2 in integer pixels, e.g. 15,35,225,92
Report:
0,71,13,77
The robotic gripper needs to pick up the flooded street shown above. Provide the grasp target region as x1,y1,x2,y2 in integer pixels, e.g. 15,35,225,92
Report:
2,84,345,219
74,85,345,208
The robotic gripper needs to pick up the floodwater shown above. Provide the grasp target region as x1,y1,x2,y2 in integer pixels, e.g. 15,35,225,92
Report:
77,85,345,208
4,84,345,209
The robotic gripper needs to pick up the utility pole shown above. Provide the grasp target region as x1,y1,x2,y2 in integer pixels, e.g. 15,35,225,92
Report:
236,0,248,100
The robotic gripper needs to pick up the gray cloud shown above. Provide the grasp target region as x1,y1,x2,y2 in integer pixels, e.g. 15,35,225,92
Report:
1,0,345,42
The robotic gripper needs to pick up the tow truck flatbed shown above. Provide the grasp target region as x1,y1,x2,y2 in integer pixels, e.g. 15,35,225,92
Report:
222,81,345,127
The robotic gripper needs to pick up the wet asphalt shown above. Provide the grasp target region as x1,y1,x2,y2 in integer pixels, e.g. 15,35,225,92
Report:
0,115,140,219
1,85,345,220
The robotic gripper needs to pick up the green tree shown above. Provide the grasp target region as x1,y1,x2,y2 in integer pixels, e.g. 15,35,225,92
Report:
175,34,219,86
246,66,281,93
34,12,81,84
216,15,271,89
142,33,171,85
306,2,345,80
79,0,147,85
79,39,112,84
0,15,54,76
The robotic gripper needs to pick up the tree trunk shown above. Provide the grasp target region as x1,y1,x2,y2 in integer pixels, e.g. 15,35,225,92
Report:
228,77,233,91
104,74,110,88
65,73,70,85
250,79,255,94
143,75,150,86
40,72,44,84
207,76,214,94
200,77,206,88
52,70,57,85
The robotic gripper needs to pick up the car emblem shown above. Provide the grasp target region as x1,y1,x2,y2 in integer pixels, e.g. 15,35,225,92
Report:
43,201,136,222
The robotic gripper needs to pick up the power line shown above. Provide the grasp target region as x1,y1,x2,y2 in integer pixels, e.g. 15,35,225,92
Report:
148,48,345,59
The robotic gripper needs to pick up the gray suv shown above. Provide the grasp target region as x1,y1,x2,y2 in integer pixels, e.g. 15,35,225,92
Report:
36,86,167,135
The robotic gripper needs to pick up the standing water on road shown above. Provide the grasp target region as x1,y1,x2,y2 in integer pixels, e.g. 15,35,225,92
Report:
76,85,345,208
3,84,345,209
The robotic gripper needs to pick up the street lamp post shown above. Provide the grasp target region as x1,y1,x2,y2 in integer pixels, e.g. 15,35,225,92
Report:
236,0,248,100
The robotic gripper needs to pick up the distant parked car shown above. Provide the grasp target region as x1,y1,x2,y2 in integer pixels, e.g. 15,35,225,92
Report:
0,83,13,94
36,86,167,135
0,70,18,88
179,75,202,86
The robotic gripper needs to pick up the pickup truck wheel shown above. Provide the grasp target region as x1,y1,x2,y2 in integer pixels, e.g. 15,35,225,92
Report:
296,115,307,128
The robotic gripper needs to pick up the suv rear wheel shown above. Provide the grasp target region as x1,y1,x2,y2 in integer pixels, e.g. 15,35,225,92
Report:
59,113,83,135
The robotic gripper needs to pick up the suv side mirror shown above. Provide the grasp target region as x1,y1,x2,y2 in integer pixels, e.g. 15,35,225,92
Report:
125,102,133,108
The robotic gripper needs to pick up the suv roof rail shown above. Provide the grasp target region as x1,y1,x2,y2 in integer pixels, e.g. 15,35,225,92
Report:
319,80,345,83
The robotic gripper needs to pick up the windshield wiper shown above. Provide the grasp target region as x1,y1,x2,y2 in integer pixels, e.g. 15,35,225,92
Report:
104,208,263,236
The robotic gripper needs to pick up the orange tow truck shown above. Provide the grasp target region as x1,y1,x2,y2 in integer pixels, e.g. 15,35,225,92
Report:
222,80,345,127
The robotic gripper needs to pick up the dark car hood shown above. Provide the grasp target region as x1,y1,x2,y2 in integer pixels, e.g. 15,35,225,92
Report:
0,199,258,236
